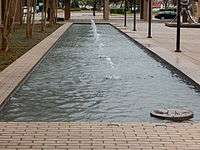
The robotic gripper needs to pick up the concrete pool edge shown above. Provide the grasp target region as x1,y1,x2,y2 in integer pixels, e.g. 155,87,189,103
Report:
0,22,73,108
110,23,200,87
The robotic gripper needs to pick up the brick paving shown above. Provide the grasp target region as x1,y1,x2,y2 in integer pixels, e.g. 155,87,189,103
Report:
0,122,200,150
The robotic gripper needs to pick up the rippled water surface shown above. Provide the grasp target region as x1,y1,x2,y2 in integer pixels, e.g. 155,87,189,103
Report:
1,24,200,122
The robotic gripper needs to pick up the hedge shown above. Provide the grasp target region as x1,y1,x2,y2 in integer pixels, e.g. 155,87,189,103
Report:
110,8,124,14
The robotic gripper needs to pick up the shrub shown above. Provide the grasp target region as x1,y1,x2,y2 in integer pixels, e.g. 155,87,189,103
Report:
110,8,124,14
70,8,82,11
81,7,89,11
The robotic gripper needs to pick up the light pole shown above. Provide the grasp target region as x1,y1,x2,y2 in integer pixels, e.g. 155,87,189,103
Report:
147,0,152,38
133,0,136,31
175,0,181,52
124,0,127,27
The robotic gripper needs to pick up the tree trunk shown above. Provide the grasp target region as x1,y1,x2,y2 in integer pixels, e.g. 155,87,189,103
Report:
55,0,58,22
130,0,133,13
64,0,70,20
41,0,46,31
120,0,124,8
2,0,10,52
1,0,19,52
26,0,36,38
45,0,48,29
48,0,56,25
15,0,23,24
140,0,144,19
26,0,31,38
41,0,50,31
182,11,188,23
30,0,36,37
1,0,6,23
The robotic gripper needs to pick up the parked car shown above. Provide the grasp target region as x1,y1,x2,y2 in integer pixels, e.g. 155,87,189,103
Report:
154,8,176,19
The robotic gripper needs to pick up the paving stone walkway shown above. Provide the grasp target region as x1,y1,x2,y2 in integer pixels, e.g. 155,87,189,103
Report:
0,122,200,150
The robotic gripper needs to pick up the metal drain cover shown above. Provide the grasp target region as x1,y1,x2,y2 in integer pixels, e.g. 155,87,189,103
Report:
150,109,193,122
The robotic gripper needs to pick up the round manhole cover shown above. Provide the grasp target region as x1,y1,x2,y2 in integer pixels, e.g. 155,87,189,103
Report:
150,109,193,122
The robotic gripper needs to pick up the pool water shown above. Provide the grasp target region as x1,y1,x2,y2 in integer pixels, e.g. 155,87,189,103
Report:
1,24,200,122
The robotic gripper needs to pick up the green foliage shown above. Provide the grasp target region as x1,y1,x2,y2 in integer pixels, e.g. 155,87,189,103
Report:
70,8,82,11
110,8,124,14
37,0,43,5
79,0,97,7
71,0,80,8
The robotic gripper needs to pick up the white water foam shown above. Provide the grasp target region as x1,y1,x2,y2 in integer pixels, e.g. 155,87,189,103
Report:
90,19,120,80
91,19,98,41
106,57,115,69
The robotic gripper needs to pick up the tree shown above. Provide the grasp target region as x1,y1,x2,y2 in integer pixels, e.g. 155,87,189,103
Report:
1,0,59,51
41,0,47,31
79,0,98,8
47,0,58,25
1,0,19,52
26,0,37,38
71,0,79,8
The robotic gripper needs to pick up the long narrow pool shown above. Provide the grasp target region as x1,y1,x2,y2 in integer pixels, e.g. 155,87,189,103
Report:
1,24,200,122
